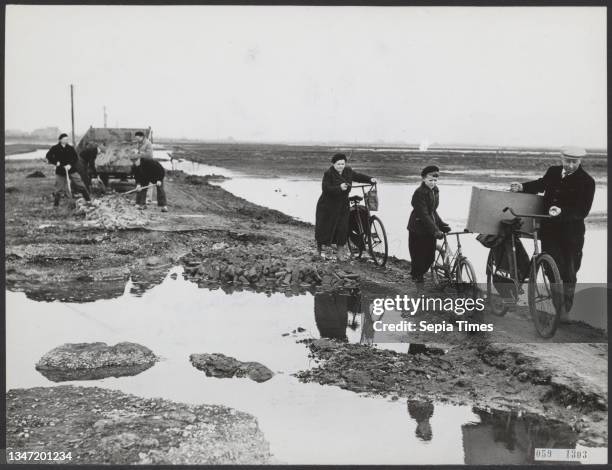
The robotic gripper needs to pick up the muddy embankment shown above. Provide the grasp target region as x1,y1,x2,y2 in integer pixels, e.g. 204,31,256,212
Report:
4,156,608,452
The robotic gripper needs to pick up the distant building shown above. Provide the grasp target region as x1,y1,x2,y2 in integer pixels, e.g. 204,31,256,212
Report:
30,127,62,140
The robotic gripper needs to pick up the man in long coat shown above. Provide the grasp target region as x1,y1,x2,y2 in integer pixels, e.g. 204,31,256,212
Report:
315,153,375,259
510,147,595,314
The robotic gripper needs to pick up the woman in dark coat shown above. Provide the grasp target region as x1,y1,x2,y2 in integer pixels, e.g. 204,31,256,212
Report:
315,153,376,258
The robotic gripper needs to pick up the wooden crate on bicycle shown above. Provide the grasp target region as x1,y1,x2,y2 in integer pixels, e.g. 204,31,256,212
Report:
466,187,545,235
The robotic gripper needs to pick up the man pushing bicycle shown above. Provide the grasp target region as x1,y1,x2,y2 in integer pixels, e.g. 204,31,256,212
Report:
510,147,595,316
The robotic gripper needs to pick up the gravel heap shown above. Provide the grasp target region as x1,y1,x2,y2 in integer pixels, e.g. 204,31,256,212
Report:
75,196,149,230
181,240,361,294
36,342,158,371
35,342,159,382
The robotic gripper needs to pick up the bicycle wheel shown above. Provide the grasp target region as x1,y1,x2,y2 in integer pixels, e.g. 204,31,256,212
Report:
430,245,450,291
486,249,510,316
367,215,388,266
528,253,564,339
347,206,367,258
456,257,478,298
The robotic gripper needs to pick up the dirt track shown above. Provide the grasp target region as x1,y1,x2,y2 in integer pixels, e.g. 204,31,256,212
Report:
4,154,608,448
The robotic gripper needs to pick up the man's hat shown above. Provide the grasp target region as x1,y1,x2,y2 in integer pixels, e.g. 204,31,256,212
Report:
421,165,439,177
561,147,586,159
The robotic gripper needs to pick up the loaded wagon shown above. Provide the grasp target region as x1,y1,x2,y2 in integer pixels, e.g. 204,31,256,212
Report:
76,126,153,186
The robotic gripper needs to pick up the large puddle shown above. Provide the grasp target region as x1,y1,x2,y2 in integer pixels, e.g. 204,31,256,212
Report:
6,268,605,464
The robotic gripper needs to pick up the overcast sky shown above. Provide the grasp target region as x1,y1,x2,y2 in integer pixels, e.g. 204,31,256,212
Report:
5,5,607,148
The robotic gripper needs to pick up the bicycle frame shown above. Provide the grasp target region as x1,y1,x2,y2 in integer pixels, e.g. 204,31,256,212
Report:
348,183,377,239
436,231,472,280
501,206,555,283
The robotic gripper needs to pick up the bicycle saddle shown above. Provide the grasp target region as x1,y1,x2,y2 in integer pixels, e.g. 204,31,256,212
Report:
349,195,363,203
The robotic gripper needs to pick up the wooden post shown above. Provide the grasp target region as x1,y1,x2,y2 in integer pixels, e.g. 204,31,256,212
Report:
103,106,108,128
70,84,76,145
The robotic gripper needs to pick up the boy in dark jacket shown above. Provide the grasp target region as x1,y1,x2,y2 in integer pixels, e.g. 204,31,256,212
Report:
132,157,168,212
46,133,91,206
407,165,450,282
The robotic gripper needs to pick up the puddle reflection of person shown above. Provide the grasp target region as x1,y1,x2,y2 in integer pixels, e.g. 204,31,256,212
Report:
314,289,362,341
462,408,579,465
407,400,434,441
314,153,376,261
359,301,377,345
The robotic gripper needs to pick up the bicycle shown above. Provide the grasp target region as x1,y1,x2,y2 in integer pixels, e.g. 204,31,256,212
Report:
346,183,388,267
430,229,478,300
486,206,564,338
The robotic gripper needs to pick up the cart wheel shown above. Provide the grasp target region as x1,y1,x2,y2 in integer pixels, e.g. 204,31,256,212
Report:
367,215,388,267
486,250,510,316
529,253,564,338
430,245,449,291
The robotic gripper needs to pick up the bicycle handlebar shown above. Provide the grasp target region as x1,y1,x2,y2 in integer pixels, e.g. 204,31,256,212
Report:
350,183,377,188
445,229,472,236
503,206,556,219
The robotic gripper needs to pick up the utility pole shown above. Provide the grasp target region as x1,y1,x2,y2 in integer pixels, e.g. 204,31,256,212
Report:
103,106,108,128
70,84,76,145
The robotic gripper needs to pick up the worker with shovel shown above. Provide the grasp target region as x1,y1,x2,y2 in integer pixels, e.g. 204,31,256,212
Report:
131,152,168,212
46,133,91,206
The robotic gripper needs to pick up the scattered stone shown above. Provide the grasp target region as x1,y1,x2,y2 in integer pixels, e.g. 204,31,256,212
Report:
181,240,360,295
26,170,46,178
190,353,274,383
146,256,163,266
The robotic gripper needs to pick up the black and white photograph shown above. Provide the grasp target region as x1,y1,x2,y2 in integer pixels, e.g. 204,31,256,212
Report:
2,3,608,466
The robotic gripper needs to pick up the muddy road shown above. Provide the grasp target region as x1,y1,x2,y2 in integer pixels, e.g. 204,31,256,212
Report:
4,154,608,456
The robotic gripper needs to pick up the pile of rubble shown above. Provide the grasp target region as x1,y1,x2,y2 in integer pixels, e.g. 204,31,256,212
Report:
190,353,274,383
75,196,149,230
181,240,360,294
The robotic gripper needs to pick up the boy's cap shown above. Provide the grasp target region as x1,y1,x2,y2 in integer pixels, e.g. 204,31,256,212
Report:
421,165,440,177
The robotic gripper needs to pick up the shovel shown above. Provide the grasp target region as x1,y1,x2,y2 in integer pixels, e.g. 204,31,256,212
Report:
120,183,156,196
65,167,77,209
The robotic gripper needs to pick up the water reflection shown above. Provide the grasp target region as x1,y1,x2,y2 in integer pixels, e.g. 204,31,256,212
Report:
8,266,171,303
5,269,605,465
461,408,579,465
36,362,155,382
408,399,435,441
314,289,362,342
